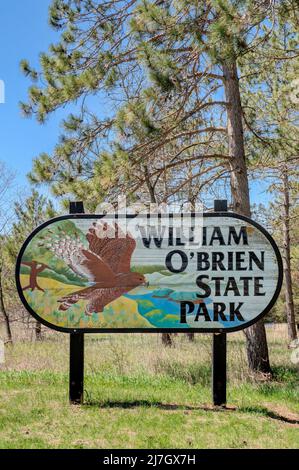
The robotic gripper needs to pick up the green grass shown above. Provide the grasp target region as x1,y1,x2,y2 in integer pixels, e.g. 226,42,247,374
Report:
0,328,298,449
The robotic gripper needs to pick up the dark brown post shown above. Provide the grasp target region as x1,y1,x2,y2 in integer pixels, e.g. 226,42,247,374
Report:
212,200,227,406
69,201,85,404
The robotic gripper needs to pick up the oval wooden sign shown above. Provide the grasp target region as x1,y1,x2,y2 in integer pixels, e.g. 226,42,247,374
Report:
15,213,283,333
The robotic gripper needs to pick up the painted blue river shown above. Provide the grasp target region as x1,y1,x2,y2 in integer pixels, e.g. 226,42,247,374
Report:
125,288,244,329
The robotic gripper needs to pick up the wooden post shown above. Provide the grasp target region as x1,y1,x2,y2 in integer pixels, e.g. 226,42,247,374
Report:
69,201,85,404
212,200,227,406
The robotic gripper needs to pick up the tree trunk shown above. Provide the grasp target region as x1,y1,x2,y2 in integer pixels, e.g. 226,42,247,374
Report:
185,189,196,342
144,166,174,347
0,263,13,343
281,164,297,342
22,261,47,341
162,333,173,346
186,332,195,342
222,60,271,374
35,321,42,341
22,261,48,292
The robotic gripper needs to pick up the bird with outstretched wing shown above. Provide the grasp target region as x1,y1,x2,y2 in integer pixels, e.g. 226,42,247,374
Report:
39,221,146,315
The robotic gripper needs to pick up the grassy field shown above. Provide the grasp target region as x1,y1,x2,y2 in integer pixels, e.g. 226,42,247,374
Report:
0,325,298,449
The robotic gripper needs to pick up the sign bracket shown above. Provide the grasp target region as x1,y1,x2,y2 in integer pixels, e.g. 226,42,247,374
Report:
212,200,227,407
69,201,85,404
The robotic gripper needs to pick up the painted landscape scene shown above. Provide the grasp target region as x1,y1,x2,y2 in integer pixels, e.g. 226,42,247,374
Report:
18,218,213,330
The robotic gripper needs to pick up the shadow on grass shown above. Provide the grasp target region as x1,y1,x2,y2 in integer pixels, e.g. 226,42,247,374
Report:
239,405,299,425
84,399,299,424
84,399,235,412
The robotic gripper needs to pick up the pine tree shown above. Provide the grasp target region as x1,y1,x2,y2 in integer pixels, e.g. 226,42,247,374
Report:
20,0,298,371
240,21,299,342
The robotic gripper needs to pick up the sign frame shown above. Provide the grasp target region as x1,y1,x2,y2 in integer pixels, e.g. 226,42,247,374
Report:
15,211,283,335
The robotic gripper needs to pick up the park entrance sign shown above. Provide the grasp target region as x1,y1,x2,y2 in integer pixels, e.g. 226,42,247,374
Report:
15,202,283,406
16,212,282,333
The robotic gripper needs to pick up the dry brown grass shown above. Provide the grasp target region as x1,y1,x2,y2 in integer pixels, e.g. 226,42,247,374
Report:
0,323,295,386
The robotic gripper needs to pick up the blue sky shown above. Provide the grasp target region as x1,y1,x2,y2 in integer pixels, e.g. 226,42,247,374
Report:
0,0,270,206
0,0,61,192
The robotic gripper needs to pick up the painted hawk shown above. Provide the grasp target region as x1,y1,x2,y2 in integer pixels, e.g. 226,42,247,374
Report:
42,221,145,315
